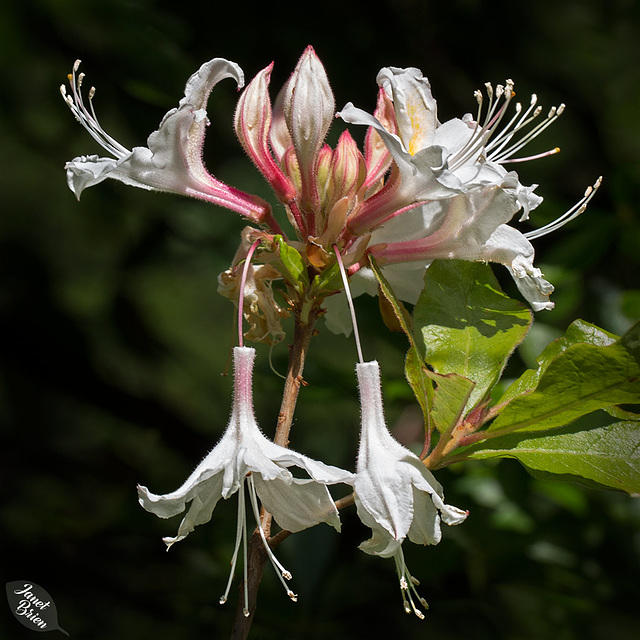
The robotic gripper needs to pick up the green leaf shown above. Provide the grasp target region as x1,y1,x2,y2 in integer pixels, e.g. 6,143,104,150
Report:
310,262,342,295
369,257,435,433
487,338,640,435
404,347,434,433
413,260,532,411
369,256,414,340
498,319,619,405
464,410,640,495
621,319,640,366
274,235,308,291
423,369,476,434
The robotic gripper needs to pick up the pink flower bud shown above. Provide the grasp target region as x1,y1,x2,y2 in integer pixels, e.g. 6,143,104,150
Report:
235,64,297,204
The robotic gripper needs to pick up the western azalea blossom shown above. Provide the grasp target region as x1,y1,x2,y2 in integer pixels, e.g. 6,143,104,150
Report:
354,360,468,618
138,346,353,612
338,67,546,233
61,59,278,228
322,66,601,333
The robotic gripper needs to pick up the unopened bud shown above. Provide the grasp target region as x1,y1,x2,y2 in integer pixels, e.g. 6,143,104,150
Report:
327,130,366,207
282,46,335,208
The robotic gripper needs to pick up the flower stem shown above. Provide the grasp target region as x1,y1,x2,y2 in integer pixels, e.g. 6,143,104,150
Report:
229,301,322,640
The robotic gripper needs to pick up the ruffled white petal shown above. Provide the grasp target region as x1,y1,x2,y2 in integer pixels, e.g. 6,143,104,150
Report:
253,475,341,533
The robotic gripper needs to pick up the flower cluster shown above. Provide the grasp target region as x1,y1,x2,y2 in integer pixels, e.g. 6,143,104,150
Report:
62,47,599,339
62,46,599,616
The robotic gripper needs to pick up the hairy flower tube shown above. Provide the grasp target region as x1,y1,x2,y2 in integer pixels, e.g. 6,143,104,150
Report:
138,346,354,612
354,360,468,617
61,59,278,228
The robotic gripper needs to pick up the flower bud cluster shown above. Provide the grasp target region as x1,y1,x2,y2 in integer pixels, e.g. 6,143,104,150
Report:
234,46,399,275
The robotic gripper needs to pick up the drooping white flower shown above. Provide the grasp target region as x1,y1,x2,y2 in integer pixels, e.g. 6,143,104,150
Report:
61,59,274,225
354,360,467,617
138,346,353,611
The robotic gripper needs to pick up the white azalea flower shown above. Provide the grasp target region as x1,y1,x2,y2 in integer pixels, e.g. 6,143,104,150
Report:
138,346,353,612
354,360,467,617
338,67,549,229
61,59,273,225
325,67,601,334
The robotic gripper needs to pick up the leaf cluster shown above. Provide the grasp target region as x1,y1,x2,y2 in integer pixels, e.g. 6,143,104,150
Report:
373,259,640,494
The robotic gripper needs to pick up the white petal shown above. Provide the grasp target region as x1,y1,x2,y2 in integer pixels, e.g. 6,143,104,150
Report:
138,472,225,548
354,494,403,558
432,117,474,158
480,225,555,311
253,475,341,532
376,67,438,154
65,155,120,198
406,485,441,546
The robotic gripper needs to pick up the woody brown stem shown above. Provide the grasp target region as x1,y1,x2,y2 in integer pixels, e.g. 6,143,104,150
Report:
229,302,321,640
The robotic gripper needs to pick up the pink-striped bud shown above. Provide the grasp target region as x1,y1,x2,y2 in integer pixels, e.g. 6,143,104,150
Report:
326,131,366,210
235,64,296,203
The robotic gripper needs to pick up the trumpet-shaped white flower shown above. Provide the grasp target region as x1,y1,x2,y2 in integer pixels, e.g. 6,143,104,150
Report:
338,67,546,231
61,59,274,225
138,346,353,612
354,360,467,617
324,66,601,334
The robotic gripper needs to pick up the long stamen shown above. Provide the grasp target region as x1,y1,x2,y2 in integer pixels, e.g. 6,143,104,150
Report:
242,484,249,617
246,475,298,603
449,80,515,170
485,93,539,155
219,481,248,606
491,104,565,163
524,176,602,240
334,245,364,364
61,60,130,159
503,147,561,163
393,549,428,619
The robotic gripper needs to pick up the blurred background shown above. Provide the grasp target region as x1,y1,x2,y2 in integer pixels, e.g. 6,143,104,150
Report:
1,0,639,638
